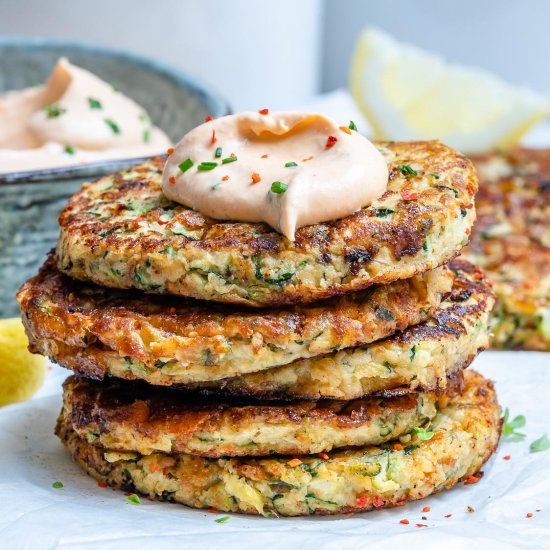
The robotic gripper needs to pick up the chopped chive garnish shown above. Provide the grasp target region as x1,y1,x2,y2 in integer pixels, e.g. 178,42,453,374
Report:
143,129,151,143
64,145,75,155
138,112,150,124
285,162,298,168
215,516,230,523
178,159,194,173
52,481,63,489
349,120,358,131
396,164,417,177
126,494,140,505
87,97,102,109
197,162,218,171
211,182,222,190
222,156,237,164
43,104,66,118
104,119,120,134
271,181,288,194
215,147,222,158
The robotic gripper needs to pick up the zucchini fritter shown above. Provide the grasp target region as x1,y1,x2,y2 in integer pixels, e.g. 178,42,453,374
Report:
18,259,451,382
61,374,458,458
21,261,492,392
464,148,550,349
56,370,501,517
55,141,476,306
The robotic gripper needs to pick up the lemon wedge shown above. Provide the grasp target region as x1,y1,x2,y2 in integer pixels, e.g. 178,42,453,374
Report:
350,28,550,153
0,317,47,407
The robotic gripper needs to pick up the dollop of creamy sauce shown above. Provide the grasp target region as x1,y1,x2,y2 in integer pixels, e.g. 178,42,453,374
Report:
162,111,388,240
0,58,171,173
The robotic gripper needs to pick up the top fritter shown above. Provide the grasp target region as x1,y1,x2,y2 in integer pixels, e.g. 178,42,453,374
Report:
56,140,476,307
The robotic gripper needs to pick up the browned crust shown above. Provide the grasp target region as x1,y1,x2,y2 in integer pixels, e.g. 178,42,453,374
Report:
55,370,502,516
55,141,477,306
17,255,449,374
59,374,460,457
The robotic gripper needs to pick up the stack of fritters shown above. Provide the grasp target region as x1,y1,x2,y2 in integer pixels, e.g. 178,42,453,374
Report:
18,140,501,517
464,148,550,350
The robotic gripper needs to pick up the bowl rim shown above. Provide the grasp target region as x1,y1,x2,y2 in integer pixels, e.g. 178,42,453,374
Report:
0,35,231,183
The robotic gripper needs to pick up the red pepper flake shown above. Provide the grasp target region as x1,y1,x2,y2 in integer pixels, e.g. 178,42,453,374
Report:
221,175,229,181
416,524,428,528
168,176,176,185
149,463,156,473
124,492,132,496
251,172,261,184
162,467,168,476
287,458,302,467
326,135,338,148
356,495,368,508
302,156,314,162
158,219,169,225
166,147,175,155
339,126,352,135
208,507,218,514
503,455,511,461
422,506,431,513
444,514,452,518
401,189,419,201
372,496,384,508
400,519,410,525
526,513,533,518
211,130,217,144
97,481,108,488
464,475,481,485
169,307,176,314
261,154,269,158
318,452,329,460
392,443,404,451
204,116,214,122
259,108,269,115
395,295,401,303
395,500,406,507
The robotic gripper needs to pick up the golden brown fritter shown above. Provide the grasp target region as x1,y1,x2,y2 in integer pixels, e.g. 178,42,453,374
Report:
55,141,476,306
60,374,462,458
56,370,501,517
18,257,451,382
21,261,493,394
463,148,550,349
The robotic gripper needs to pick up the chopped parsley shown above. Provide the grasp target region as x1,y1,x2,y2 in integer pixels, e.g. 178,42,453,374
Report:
396,164,418,177
126,494,141,505
530,434,549,453
104,118,120,134
43,104,66,118
178,158,194,173
64,145,76,155
410,345,417,360
285,161,298,168
222,156,238,164
52,481,64,489
271,181,288,194
143,129,151,143
349,120,358,131
215,147,222,158
214,516,230,523
375,208,394,218
502,408,526,441
197,161,218,171
87,97,102,109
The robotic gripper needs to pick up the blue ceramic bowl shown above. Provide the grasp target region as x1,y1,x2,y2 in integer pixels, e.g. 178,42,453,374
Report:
0,37,230,316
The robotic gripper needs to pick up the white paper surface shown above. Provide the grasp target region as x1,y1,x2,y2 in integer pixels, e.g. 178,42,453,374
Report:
1,352,549,550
